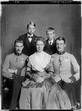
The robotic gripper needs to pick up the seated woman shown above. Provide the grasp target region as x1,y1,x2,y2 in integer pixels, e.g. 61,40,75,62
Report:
19,37,71,109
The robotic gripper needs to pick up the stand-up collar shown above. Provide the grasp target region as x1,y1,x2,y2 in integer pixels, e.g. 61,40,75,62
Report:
14,51,22,56
57,51,65,55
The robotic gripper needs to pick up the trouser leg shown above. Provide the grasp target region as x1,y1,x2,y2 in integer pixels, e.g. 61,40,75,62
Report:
2,79,14,109
61,82,77,108
10,76,25,109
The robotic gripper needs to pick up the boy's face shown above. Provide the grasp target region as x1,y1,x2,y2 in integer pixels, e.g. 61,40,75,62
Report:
56,40,66,52
15,42,24,54
27,25,36,35
46,30,55,40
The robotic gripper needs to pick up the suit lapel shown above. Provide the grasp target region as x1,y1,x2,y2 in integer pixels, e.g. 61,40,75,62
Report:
25,34,36,47
46,40,51,50
24,34,30,47
52,39,56,46
31,34,36,45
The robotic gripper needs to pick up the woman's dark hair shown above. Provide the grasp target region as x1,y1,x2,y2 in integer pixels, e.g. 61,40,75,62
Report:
35,37,46,45
56,36,66,43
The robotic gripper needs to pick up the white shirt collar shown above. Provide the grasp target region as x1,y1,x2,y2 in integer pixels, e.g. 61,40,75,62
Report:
49,39,54,45
49,39,54,43
27,33,33,37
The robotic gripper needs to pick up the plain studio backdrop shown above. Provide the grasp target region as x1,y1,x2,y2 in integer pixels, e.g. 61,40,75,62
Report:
0,2,81,105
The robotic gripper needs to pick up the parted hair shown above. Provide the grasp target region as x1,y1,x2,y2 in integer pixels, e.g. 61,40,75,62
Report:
46,27,55,34
14,39,24,47
56,36,66,43
35,37,46,45
27,22,36,29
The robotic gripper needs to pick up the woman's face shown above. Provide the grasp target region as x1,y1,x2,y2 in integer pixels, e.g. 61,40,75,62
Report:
36,40,44,52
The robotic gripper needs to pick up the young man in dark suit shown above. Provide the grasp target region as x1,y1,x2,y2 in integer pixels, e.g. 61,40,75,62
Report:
44,27,57,55
18,22,38,56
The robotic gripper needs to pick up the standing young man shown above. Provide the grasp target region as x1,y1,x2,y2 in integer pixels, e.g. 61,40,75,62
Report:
44,27,57,55
18,22,38,56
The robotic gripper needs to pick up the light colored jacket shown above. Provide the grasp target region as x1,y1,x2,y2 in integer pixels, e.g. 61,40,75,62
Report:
2,53,27,79
51,52,80,83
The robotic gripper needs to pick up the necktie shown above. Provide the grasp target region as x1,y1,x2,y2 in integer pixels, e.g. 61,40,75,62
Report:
50,41,52,45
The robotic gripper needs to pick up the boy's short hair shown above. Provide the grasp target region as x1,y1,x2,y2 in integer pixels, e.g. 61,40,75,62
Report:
46,27,55,34
14,39,24,47
56,36,66,44
27,22,36,29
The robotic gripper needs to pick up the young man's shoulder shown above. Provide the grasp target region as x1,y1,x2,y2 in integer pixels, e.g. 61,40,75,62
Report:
22,54,28,59
65,52,73,57
33,34,38,37
51,53,57,61
51,52,71,57
45,39,48,42
5,53,14,59
18,33,27,39
33,35,39,41
8,53,14,56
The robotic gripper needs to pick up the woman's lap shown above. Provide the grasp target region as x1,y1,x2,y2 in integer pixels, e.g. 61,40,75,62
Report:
19,86,45,109
19,82,71,109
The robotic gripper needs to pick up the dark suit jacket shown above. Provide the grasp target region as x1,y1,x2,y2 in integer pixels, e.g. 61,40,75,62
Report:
18,33,38,56
44,39,57,55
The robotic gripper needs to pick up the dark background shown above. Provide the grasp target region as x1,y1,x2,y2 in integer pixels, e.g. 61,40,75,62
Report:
1,3,81,102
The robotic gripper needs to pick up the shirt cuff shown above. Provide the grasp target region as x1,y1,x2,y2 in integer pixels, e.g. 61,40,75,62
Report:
69,75,76,83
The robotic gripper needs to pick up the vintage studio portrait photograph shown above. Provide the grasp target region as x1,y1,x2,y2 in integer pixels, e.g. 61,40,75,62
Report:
0,1,81,110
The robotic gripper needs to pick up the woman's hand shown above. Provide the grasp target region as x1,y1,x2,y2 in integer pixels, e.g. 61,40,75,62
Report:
53,75,61,82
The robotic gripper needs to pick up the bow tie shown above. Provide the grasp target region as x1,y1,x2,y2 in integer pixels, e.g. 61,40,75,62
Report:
28,36,33,38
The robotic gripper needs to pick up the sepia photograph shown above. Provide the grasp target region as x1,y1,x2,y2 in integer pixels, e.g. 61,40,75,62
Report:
0,0,81,110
